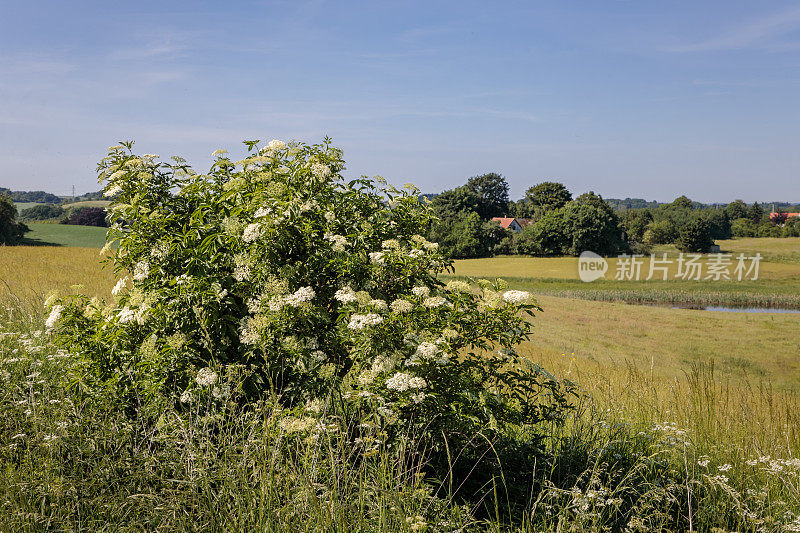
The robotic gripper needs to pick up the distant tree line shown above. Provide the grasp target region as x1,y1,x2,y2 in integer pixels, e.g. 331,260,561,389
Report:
18,204,109,227
0,188,61,204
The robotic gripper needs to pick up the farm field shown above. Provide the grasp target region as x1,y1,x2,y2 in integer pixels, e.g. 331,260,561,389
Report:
20,222,108,248
62,199,111,209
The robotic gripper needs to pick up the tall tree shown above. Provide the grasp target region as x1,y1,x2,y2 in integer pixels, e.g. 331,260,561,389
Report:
525,181,572,211
465,173,509,219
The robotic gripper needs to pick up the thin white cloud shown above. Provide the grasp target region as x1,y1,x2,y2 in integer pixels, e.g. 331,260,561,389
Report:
668,6,800,52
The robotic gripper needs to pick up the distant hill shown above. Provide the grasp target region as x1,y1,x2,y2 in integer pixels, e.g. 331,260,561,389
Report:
0,187,60,203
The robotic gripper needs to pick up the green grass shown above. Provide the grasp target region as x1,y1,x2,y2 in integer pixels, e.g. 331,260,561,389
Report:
12,201,46,211
62,199,111,209
21,222,108,248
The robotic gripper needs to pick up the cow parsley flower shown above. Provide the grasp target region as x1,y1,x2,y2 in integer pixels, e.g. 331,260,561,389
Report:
411,286,430,298
390,299,413,314
133,261,150,281
243,223,263,243
285,286,315,306
370,299,388,310
502,290,532,305
45,304,63,330
348,313,384,330
335,287,358,304
385,372,427,392
196,368,218,387
416,342,440,359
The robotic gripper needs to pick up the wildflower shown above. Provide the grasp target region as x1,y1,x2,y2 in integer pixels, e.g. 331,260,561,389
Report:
45,305,63,330
445,280,470,293
698,457,710,467
390,299,413,314
370,299,388,310
369,251,385,265
44,292,58,309
196,368,218,387
718,463,732,472
112,276,130,296
254,206,272,218
180,390,193,404
502,290,532,304
267,296,285,311
416,342,440,359
310,162,331,178
104,184,122,197
118,307,136,324
385,372,427,392
411,286,430,298
243,223,263,243
285,286,315,306
441,328,458,340
335,287,358,304
325,233,348,252
381,239,400,249
267,139,286,151
423,296,448,308
133,261,150,281
239,319,260,344
348,313,384,330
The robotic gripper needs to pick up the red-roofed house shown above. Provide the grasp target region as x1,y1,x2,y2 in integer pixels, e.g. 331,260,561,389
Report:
770,212,800,222
490,217,532,233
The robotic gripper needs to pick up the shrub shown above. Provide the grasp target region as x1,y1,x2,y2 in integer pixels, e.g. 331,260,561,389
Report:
643,219,679,245
19,203,65,221
0,194,28,245
48,140,574,451
676,218,714,253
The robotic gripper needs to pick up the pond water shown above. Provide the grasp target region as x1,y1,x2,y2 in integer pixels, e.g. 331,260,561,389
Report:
668,305,800,314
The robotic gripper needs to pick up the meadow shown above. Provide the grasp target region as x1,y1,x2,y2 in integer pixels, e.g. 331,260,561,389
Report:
20,222,109,248
2,238,800,530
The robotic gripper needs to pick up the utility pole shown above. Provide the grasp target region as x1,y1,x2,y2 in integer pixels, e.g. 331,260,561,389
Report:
72,185,75,203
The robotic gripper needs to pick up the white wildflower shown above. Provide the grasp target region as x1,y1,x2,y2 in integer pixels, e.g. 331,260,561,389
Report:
408,249,424,259
196,368,218,387
243,223,263,243
118,307,136,324
254,206,272,218
267,296,285,312
267,139,286,151
310,162,331,178
133,261,150,281
416,342,440,359
445,280,471,293
369,251,385,265
502,290,532,305
423,296,448,308
718,464,732,472
180,390,193,404
390,299,413,314
370,299,388,310
385,372,427,392
104,184,122,197
240,320,260,344
411,286,430,298
325,233,348,252
285,286,315,306
381,239,400,249
335,287,358,304
45,304,63,330
347,313,384,330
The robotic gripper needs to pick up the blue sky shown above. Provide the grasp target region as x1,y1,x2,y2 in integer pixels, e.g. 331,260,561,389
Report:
1,1,798,202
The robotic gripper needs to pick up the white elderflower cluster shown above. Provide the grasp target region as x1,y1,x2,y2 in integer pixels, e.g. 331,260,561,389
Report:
325,233,348,252
243,223,264,243
267,139,286,151
285,286,315,306
334,286,358,304
239,319,260,345
310,162,331,179
118,307,136,324
423,296,448,308
370,299,388,310
347,313,384,330
385,372,427,392
445,280,471,293
111,276,130,296
390,299,413,314
104,184,122,197
254,206,272,218
179,390,193,404
381,239,399,250
369,251,385,265
108,169,126,181
416,341,440,359
196,368,218,387
411,286,430,298
502,290,533,305
45,304,63,330
133,261,150,281
407,249,423,259
150,242,169,260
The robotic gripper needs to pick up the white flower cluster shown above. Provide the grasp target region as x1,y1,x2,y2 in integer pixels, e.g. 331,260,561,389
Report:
284,286,315,306
112,276,130,296
133,261,150,281
381,239,399,249
196,367,218,387
45,304,63,330
502,290,533,305
369,251,385,265
370,299,388,310
254,206,272,218
385,372,427,392
423,296,448,308
104,184,122,197
445,280,471,293
310,162,331,179
347,313,384,330
411,286,430,297
267,139,286,151
390,299,413,314
325,233,348,252
118,307,136,324
150,243,169,260
334,286,358,304
239,318,260,344
243,223,264,243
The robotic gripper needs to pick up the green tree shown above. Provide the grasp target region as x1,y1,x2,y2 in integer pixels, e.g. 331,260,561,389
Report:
525,182,572,211
749,202,765,223
671,195,694,210
0,194,28,245
564,199,626,256
724,200,748,221
465,172,510,219
676,218,714,253
643,219,679,245
515,209,569,256
620,209,653,242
